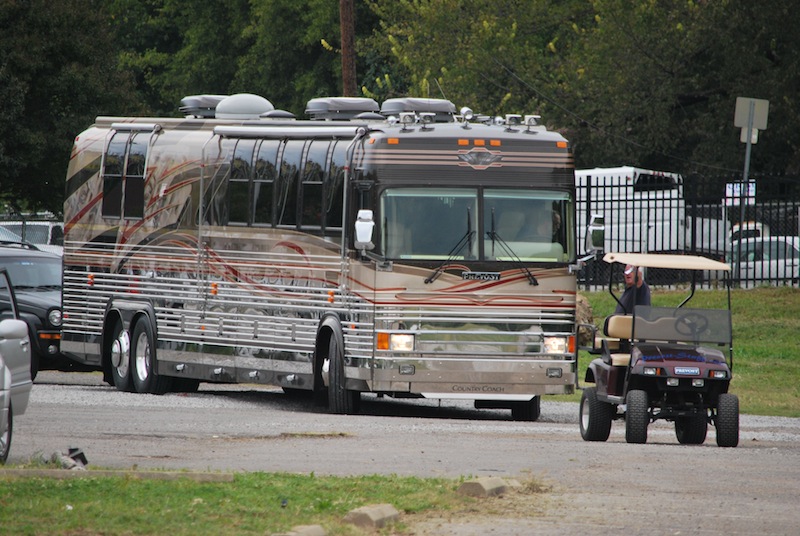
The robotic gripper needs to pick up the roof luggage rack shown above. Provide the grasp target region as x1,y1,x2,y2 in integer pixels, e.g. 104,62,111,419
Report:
305,97,380,120
380,97,457,123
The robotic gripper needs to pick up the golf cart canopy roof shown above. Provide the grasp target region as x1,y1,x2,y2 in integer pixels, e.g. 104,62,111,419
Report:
603,252,731,272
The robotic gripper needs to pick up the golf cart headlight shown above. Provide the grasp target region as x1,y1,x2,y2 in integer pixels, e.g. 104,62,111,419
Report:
543,336,567,354
48,308,63,327
709,370,727,379
643,367,658,376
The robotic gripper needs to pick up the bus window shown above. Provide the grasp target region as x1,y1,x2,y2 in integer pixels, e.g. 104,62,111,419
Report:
254,140,279,226
381,188,477,259
229,139,256,225
101,133,126,218
484,189,572,262
276,140,302,227
324,141,347,231
300,140,328,229
123,133,148,219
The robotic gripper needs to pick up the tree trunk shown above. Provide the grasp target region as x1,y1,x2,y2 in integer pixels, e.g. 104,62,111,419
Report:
339,0,357,96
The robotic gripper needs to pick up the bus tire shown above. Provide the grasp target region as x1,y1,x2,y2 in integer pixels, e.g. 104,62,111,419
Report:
109,320,133,392
327,334,359,414
130,317,171,395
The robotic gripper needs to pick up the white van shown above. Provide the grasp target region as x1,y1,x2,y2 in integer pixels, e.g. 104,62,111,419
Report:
0,221,64,255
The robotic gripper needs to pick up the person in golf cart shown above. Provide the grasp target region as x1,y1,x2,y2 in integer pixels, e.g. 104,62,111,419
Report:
615,264,650,314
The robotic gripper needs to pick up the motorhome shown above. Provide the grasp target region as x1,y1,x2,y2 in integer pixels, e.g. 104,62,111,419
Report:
61,94,601,419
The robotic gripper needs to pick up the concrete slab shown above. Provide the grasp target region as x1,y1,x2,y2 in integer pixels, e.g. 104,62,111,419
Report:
343,503,400,528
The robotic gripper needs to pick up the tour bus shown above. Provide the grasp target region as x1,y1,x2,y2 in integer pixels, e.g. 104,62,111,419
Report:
61,93,601,420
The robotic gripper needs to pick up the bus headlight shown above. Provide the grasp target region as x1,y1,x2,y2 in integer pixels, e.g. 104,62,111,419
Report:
377,332,415,351
543,336,567,354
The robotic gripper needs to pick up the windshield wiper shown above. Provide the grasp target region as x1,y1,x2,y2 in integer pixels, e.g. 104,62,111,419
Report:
425,209,474,284
488,209,538,285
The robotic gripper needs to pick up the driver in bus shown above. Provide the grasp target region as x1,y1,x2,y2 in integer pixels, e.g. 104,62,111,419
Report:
615,264,651,314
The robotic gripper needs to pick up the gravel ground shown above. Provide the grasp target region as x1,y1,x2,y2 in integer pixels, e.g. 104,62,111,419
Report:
9,371,800,535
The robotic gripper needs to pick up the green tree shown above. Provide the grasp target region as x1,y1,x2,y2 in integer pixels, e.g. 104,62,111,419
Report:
0,0,139,216
552,1,800,176
364,0,592,115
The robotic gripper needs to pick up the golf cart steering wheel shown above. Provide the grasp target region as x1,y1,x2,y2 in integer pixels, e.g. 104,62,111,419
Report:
675,312,709,337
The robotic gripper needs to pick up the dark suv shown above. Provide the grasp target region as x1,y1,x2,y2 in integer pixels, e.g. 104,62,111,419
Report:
0,242,64,379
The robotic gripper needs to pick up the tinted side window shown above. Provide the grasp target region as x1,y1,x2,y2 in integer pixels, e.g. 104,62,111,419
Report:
254,140,279,226
276,140,303,227
325,141,347,231
301,140,329,229
102,130,150,220
102,133,126,218
123,133,148,219
229,140,256,225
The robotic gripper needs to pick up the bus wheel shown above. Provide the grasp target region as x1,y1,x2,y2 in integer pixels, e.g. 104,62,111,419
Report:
109,320,133,392
130,318,171,395
327,335,359,414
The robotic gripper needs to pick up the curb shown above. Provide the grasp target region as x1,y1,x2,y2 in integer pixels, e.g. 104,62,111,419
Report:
343,503,400,528
457,476,508,497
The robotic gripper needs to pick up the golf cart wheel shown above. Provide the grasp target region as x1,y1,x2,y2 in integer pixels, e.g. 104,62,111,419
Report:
716,393,740,448
675,412,708,445
580,387,613,442
625,389,649,444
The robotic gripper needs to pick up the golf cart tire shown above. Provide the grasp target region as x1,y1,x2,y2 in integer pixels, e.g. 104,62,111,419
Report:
579,387,613,442
675,412,708,445
716,393,740,448
625,389,649,444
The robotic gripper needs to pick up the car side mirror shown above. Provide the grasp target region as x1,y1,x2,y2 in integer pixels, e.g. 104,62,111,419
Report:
584,213,605,254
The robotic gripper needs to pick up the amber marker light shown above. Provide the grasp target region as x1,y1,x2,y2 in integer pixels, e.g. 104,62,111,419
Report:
377,332,389,350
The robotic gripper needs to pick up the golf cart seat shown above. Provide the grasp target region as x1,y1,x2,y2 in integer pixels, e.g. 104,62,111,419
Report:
602,314,633,366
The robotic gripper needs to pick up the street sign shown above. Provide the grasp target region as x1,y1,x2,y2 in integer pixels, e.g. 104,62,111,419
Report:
734,97,769,130
725,181,755,207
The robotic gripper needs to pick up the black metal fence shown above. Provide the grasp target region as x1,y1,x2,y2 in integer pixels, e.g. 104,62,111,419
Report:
578,173,800,289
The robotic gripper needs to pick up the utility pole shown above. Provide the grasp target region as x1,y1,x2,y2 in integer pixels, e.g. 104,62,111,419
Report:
339,0,357,96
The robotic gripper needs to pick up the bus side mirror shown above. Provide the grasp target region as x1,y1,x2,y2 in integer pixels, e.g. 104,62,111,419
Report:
584,213,605,254
354,209,375,251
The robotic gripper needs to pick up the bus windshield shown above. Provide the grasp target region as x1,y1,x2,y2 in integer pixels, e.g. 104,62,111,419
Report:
380,187,573,261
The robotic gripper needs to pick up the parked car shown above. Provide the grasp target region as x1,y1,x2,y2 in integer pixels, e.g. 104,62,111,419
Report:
0,267,33,463
0,220,64,256
0,226,24,243
0,242,64,379
728,236,800,287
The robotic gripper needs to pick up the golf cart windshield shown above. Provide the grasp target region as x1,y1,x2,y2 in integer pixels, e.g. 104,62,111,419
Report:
633,306,732,346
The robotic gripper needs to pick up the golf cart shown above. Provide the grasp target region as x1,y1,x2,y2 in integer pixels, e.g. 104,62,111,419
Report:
580,252,739,447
